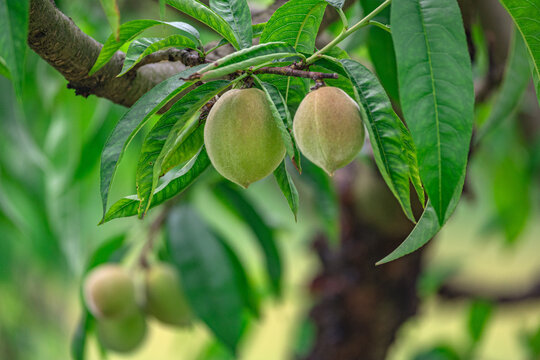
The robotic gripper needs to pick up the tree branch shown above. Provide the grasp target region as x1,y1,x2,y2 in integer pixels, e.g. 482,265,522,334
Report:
28,0,193,107
438,278,540,304
254,66,338,80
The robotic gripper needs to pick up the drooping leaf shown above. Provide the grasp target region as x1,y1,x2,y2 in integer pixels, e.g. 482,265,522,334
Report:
166,0,239,49
341,59,416,222
210,0,252,49
273,161,299,220
213,182,283,297
499,0,540,104
85,234,127,270
99,65,203,220
476,29,531,142
101,148,210,223
198,42,301,81
89,20,200,75
166,205,246,353
136,80,230,218
119,35,202,76
99,0,120,41
260,0,327,54
391,0,474,224
0,0,29,96
467,300,493,344
70,311,93,360
252,22,266,38
252,77,301,170
361,0,399,103
399,120,425,207
160,124,205,176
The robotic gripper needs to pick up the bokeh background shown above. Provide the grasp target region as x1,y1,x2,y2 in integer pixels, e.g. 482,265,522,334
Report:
1,0,540,359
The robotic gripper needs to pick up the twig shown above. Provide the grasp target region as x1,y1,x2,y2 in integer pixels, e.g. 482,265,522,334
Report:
130,48,206,73
138,204,172,268
438,278,540,303
254,66,338,80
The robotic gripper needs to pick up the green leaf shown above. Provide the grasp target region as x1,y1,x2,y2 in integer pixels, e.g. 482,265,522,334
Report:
198,42,301,81
119,35,202,76
468,300,493,344
89,20,200,75
377,171,465,265
213,182,283,297
85,234,127,271
210,0,252,49
273,161,299,220
252,22,266,38
499,0,540,105
99,0,120,41
101,148,210,223
361,0,399,103
0,0,29,96
0,56,10,79
260,0,327,54
70,311,93,360
99,65,203,219
136,80,230,218
341,59,416,222
159,0,166,19
252,77,301,170
166,205,246,353
476,29,531,142
166,0,239,49
256,72,310,114
324,0,344,8
391,0,474,225
399,120,425,207
160,124,205,176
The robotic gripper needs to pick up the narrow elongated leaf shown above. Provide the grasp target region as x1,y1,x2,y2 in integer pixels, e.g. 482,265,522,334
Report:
166,205,246,353
273,161,299,219
361,0,399,103
89,20,200,75
119,35,202,76
166,0,239,49
210,0,252,49
341,59,416,222
99,65,203,219
160,125,205,176
252,22,266,38
252,76,301,169
261,0,327,54
213,182,283,297
71,311,93,360
468,300,493,344
99,0,120,41
400,121,425,207
136,80,230,217
0,0,29,96
101,148,210,223
377,171,465,265
159,0,166,19
476,29,531,142
499,0,540,104
392,0,474,224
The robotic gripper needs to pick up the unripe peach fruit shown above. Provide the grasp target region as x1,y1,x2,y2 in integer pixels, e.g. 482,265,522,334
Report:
144,263,192,326
204,88,286,188
97,311,147,353
293,87,365,176
83,264,137,319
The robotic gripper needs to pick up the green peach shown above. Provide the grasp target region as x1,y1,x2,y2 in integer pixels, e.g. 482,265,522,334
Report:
144,263,192,326
204,88,286,188
293,87,365,176
97,311,147,353
83,264,137,319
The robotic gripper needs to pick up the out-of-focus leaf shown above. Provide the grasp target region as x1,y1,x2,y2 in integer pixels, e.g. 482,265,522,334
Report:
0,0,29,96
89,20,200,75
99,0,120,41
0,56,10,79
341,59,417,222
213,182,283,297
499,0,540,104
476,30,531,142
136,80,230,218
523,322,540,358
273,161,299,220
253,77,301,169
199,42,300,81
467,300,493,344
210,0,252,48
392,0,474,224
70,311,93,360
261,0,327,54
413,345,461,360
166,0,239,49
99,65,203,221
85,234,127,271
196,340,236,360
361,0,399,103
166,205,246,353
101,148,210,223
119,35,202,76
159,0,166,19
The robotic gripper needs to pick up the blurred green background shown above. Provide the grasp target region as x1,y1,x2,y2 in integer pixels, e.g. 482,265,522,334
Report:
1,1,540,359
